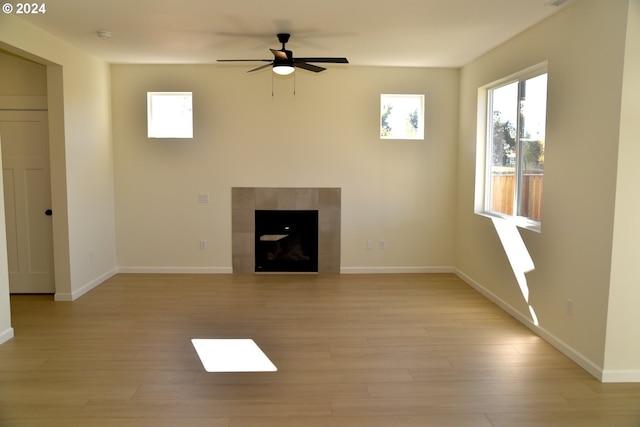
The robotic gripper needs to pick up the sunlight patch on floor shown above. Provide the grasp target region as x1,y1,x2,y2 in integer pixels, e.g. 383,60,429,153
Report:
191,339,277,372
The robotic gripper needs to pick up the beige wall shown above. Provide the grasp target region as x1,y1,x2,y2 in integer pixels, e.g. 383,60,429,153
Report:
456,0,633,380
111,65,459,272
0,14,117,304
0,49,47,95
604,0,640,380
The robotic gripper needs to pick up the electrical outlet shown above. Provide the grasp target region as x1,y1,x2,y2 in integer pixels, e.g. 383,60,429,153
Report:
566,298,574,316
200,240,207,249
380,240,386,249
198,193,209,203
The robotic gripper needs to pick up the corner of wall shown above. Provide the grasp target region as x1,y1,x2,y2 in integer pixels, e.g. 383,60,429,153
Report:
54,268,118,301
0,327,14,345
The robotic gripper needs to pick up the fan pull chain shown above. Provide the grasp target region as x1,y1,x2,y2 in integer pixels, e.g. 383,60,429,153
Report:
270,71,297,97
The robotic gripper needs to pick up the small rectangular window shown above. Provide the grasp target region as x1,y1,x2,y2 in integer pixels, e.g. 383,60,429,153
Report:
380,94,425,140
147,92,193,138
480,66,547,231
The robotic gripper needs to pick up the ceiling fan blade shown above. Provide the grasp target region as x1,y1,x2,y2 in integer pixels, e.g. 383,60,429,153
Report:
217,59,272,62
295,57,349,64
295,62,326,73
247,63,274,73
270,49,289,61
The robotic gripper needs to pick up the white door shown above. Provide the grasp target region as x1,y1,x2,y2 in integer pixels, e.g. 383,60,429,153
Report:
0,110,55,293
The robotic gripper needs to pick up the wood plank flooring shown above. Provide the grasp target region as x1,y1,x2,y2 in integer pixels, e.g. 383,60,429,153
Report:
1,273,639,426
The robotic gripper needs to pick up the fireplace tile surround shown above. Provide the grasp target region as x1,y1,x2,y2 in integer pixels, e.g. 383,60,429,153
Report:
232,187,341,274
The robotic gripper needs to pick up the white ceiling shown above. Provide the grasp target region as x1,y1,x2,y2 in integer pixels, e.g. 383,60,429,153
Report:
15,0,572,68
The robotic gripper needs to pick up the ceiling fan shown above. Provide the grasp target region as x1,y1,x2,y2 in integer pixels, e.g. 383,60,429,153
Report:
217,33,349,75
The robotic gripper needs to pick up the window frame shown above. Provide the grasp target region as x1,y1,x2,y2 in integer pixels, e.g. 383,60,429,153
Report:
476,63,548,233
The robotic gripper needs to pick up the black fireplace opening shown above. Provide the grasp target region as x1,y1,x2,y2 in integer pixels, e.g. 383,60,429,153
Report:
255,210,319,272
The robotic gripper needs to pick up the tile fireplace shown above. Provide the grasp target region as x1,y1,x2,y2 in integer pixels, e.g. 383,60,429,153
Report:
231,187,341,274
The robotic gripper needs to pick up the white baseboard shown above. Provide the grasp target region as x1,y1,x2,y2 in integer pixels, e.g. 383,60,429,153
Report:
117,266,234,274
117,266,451,275
601,370,640,383
341,266,455,274
0,327,14,345
53,265,234,300
54,268,118,301
454,268,605,381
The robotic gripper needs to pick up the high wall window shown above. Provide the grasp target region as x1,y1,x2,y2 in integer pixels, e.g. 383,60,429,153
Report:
480,66,547,231
380,94,425,140
147,92,193,138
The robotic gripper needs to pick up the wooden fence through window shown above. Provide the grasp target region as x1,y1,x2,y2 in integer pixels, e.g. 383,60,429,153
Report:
491,174,543,222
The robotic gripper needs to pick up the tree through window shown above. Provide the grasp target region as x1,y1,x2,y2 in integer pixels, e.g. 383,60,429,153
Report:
380,94,425,140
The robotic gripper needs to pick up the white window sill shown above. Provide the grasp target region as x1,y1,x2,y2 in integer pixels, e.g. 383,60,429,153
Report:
476,211,541,233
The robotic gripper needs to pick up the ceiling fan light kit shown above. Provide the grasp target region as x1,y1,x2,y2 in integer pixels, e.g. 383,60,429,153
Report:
217,33,348,76
273,65,295,76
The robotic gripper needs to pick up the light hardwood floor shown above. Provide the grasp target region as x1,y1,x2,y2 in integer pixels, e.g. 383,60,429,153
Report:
1,273,640,426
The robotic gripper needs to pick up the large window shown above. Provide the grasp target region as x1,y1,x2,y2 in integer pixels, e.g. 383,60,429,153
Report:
147,92,193,138
483,67,547,230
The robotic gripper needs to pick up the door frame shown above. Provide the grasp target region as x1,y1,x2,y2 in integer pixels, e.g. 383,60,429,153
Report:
0,51,72,300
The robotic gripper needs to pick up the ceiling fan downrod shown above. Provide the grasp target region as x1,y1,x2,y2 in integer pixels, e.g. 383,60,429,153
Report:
277,33,291,48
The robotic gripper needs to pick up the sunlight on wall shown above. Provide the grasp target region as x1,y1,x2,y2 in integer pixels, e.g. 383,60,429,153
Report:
491,218,539,326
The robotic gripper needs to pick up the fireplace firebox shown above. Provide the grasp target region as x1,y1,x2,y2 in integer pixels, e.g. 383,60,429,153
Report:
255,210,319,272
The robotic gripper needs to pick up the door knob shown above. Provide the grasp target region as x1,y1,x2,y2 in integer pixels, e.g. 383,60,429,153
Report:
45,209,53,216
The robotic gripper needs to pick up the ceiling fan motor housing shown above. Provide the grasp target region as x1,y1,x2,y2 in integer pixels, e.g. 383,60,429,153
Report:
273,49,294,66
